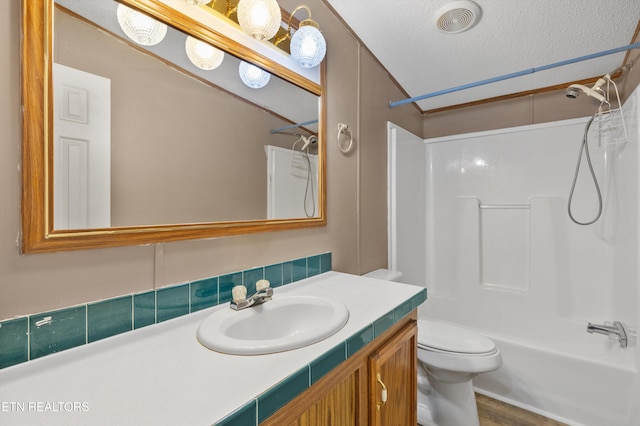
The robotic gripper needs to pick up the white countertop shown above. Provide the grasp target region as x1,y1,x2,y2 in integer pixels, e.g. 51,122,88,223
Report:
0,272,424,425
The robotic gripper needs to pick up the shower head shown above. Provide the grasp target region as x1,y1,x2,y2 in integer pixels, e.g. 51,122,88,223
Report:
300,135,317,151
565,83,608,104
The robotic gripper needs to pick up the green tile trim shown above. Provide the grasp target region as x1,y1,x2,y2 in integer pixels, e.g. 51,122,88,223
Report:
346,323,374,358
307,255,320,277
257,366,310,423
213,399,257,426
156,284,189,323
87,296,133,343
310,342,346,384
282,261,293,285
373,309,395,338
264,264,283,288
30,306,86,360
0,253,332,370
0,317,29,369
191,277,218,313
291,257,307,282
411,288,428,310
394,299,413,322
320,253,331,273
134,291,156,329
219,272,242,304
244,267,264,295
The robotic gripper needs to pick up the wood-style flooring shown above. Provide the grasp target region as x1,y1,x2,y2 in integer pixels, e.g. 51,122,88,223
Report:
477,394,568,426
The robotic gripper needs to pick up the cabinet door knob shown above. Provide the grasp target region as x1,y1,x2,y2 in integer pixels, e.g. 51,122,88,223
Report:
376,373,388,407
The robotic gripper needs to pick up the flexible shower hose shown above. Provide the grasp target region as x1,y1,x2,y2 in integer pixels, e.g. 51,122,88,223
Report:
567,105,603,225
302,151,316,218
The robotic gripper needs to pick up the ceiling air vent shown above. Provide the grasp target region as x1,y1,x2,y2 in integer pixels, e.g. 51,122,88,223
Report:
435,0,482,34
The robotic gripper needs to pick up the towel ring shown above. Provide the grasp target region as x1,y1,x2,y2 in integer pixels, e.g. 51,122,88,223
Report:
337,123,354,154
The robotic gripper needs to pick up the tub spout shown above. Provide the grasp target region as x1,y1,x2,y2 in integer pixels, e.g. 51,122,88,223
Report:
587,321,628,348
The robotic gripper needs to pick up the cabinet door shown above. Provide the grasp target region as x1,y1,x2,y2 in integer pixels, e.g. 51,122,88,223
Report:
369,321,417,426
263,365,365,426
295,370,359,426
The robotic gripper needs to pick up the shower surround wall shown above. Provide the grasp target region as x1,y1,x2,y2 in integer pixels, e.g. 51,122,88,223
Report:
391,87,640,425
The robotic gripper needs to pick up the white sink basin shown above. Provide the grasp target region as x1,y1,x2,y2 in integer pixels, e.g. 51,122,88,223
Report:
197,295,349,355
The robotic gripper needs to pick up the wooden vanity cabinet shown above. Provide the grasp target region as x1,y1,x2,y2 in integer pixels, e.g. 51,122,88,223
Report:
369,321,417,425
262,312,417,426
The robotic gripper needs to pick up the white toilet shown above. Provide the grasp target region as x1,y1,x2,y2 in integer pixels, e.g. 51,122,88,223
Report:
363,269,502,426
416,319,502,426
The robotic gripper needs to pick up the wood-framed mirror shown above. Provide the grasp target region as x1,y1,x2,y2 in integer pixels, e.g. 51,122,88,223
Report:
21,0,326,254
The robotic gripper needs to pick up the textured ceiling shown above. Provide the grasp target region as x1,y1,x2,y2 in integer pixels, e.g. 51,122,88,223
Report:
323,0,640,112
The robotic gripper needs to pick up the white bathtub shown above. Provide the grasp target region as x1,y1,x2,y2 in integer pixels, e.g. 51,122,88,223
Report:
390,86,640,426
435,318,639,426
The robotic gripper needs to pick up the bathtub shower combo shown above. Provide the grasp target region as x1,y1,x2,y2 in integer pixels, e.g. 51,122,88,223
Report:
388,82,640,425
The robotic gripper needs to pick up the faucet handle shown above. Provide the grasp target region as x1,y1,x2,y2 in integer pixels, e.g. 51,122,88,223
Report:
232,285,247,303
256,279,270,291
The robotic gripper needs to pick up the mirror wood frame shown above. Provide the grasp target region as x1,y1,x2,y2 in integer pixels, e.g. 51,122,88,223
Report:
21,0,326,254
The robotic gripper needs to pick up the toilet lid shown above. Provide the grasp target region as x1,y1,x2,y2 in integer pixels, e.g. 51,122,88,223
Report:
417,320,496,354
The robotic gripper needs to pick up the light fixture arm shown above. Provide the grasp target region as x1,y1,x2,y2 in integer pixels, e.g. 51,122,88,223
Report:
209,0,238,17
275,4,318,46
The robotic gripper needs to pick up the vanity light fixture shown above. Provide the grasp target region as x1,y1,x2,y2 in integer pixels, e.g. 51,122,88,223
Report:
185,0,211,5
237,0,282,41
116,4,168,46
185,36,225,70
238,61,271,88
276,5,326,68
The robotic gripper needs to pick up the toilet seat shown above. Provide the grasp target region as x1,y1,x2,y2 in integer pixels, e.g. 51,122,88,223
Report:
417,320,496,354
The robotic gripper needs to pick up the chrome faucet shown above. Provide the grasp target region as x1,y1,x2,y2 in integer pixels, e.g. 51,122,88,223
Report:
587,321,628,348
230,280,273,311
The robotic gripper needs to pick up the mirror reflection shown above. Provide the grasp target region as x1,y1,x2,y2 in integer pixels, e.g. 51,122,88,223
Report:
53,0,320,229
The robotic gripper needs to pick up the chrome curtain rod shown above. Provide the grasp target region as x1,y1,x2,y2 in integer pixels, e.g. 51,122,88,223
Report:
389,41,640,108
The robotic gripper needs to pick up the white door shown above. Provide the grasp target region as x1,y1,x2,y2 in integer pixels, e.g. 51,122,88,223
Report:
53,63,111,229
387,122,426,286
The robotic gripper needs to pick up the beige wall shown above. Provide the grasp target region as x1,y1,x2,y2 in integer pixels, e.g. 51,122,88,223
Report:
0,0,422,320
8,0,634,321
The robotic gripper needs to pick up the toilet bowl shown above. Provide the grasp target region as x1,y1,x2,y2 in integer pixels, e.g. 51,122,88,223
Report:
362,269,502,426
417,320,502,426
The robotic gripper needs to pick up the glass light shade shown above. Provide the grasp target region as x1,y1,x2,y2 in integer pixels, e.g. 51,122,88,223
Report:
237,0,282,41
185,36,225,70
290,25,326,68
239,61,271,89
117,4,167,46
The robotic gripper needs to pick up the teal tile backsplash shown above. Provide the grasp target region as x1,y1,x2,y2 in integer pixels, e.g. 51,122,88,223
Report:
134,291,156,329
244,267,264,295
157,284,190,323
29,306,86,360
87,296,133,343
0,317,28,369
191,277,218,312
0,250,432,426
264,263,283,287
0,252,332,370
282,261,293,285
219,272,242,304
291,257,307,282
307,255,321,277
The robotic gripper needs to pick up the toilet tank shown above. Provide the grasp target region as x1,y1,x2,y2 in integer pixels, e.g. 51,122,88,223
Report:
363,269,403,282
